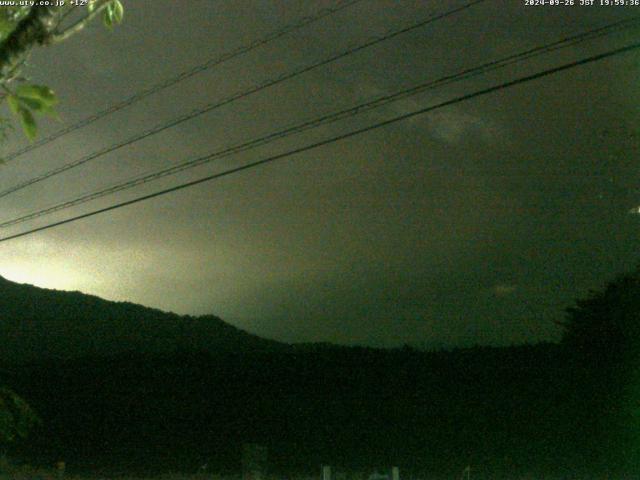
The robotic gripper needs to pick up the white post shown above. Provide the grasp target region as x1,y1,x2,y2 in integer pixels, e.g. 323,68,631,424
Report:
322,465,332,480
391,467,399,480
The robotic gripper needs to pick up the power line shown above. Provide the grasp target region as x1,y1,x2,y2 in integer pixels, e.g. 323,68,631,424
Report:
0,0,487,200
1,0,363,164
1,16,637,229
1,40,637,244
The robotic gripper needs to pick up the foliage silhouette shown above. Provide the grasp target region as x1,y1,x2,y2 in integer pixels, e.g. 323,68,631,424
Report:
559,265,640,473
0,386,40,468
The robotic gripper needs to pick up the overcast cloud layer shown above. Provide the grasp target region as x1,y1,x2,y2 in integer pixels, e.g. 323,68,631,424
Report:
0,0,638,347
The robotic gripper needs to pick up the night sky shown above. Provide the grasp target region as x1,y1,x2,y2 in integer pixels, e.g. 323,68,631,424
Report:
0,0,638,347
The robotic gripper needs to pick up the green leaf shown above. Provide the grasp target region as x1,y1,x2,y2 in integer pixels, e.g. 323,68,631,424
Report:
0,116,14,144
6,95,19,115
103,7,113,29
17,106,36,141
15,84,57,107
104,0,124,29
0,7,30,41
17,97,58,117
0,388,40,444
14,96,41,111
0,17,16,42
6,85,59,137
111,0,124,24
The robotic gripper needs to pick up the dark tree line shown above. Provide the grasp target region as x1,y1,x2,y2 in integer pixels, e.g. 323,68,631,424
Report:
559,265,640,474
0,265,639,478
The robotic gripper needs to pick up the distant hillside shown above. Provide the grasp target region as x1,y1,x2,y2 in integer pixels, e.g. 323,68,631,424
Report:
0,275,284,363
0,275,631,478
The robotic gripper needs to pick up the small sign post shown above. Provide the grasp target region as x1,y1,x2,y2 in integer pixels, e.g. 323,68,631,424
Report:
322,465,332,480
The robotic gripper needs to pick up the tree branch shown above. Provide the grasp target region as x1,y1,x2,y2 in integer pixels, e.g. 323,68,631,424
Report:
0,6,62,79
51,0,112,44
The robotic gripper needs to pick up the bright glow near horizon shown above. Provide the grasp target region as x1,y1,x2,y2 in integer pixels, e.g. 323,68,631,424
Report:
0,236,99,292
0,262,90,291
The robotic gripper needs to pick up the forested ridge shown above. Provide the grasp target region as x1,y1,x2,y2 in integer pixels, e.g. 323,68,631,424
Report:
1,270,638,478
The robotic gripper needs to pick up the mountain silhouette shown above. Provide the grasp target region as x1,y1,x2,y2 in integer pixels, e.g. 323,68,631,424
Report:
0,275,282,363
0,275,628,478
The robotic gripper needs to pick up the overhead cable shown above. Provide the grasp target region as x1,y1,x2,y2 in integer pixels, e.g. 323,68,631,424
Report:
1,40,637,243
0,0,487,199
1,0,364,164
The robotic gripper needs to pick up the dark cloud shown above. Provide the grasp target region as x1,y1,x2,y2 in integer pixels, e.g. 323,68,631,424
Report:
0,0,637,347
